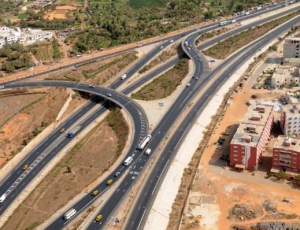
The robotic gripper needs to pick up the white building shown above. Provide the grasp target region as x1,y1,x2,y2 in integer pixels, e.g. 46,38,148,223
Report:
271,67,300,88
0,40,5,47
281,104,300,136
283,36,300,59
0,27,53,48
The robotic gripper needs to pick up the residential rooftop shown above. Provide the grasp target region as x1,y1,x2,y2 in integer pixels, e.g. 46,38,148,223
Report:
273,135,300,152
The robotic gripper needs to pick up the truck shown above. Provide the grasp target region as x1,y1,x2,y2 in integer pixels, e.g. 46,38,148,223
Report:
66,126,81,138
64,208,77,220
123,156,133,166
137,134,152,150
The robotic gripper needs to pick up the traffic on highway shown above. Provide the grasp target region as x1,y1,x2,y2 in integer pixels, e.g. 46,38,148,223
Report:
0,1,299,229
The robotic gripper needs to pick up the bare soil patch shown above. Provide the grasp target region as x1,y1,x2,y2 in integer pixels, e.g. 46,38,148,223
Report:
44,51,138,87
2,108,129,230
131,58,189,100
44,5,78,20
0,88,68,169
203,11,300,59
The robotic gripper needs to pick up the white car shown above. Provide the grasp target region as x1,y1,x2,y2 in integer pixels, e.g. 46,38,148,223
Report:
0,194,7,203
160,46,164,50
170,39,174,43
145,148,151,155
217,146,222,150
186,83,191,87
106,93,112,97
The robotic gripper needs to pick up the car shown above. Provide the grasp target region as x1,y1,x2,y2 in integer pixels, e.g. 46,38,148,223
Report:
106,179,113,185
195,77,199,80
186,83,191,87
219,137,226,142
95,214,103,222
106,93,112,97
92,189,99,196
198,59,202,62
217,146,222,150
0,194,6,203
60,128,65,133
114,172,121,177
170,39,174,43
23,164,29,170
145,148,151,155
89,84,95,88
221,132,229,136
160,46,164,50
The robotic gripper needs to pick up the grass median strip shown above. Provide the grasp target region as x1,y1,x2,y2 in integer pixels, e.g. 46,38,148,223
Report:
131,58,189,100
203,10,300,59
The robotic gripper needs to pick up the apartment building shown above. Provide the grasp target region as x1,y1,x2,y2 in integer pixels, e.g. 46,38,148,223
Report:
230,104,274,170
283,36,300,59
272,136,300,173
271,67,300,89
281,104,300,136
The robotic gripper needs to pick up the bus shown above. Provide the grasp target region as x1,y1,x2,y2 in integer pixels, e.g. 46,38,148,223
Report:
64,208,77,220
137,134,152,150
123,156,133,166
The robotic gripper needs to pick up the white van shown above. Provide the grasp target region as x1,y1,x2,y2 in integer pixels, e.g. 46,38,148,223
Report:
145,149,151,155
64,208,77,220
120,74,127,80
0,194,7,203
123,156,133,166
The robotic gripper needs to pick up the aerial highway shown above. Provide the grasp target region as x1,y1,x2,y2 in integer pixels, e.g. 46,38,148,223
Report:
0,82,148,221
1,1,291,87
0,2,298,228
123,3,300,94
124,13,300,230
45,5,300,229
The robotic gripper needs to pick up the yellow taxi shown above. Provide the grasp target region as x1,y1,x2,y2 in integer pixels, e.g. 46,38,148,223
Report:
60,128,65,133
106,179,113,185
23,164,29,170
95,214,102,222
92,189,99,196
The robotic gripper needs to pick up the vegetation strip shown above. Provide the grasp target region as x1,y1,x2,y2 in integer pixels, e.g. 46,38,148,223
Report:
203,10,300,59
131,58,189,100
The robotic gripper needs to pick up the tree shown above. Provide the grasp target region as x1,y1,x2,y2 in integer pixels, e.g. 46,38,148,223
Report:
235,4,244,12
2,62,15,73
204,11,214,19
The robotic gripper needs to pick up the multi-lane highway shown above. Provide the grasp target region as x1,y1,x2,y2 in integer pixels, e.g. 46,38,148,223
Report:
88,8,300,230
44,6,300,230
125,13,300,230
0,2,299,229
0,82,148,221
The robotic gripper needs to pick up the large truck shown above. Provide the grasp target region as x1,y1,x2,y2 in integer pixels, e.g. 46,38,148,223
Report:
137,134,152,150
66,126,81,138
